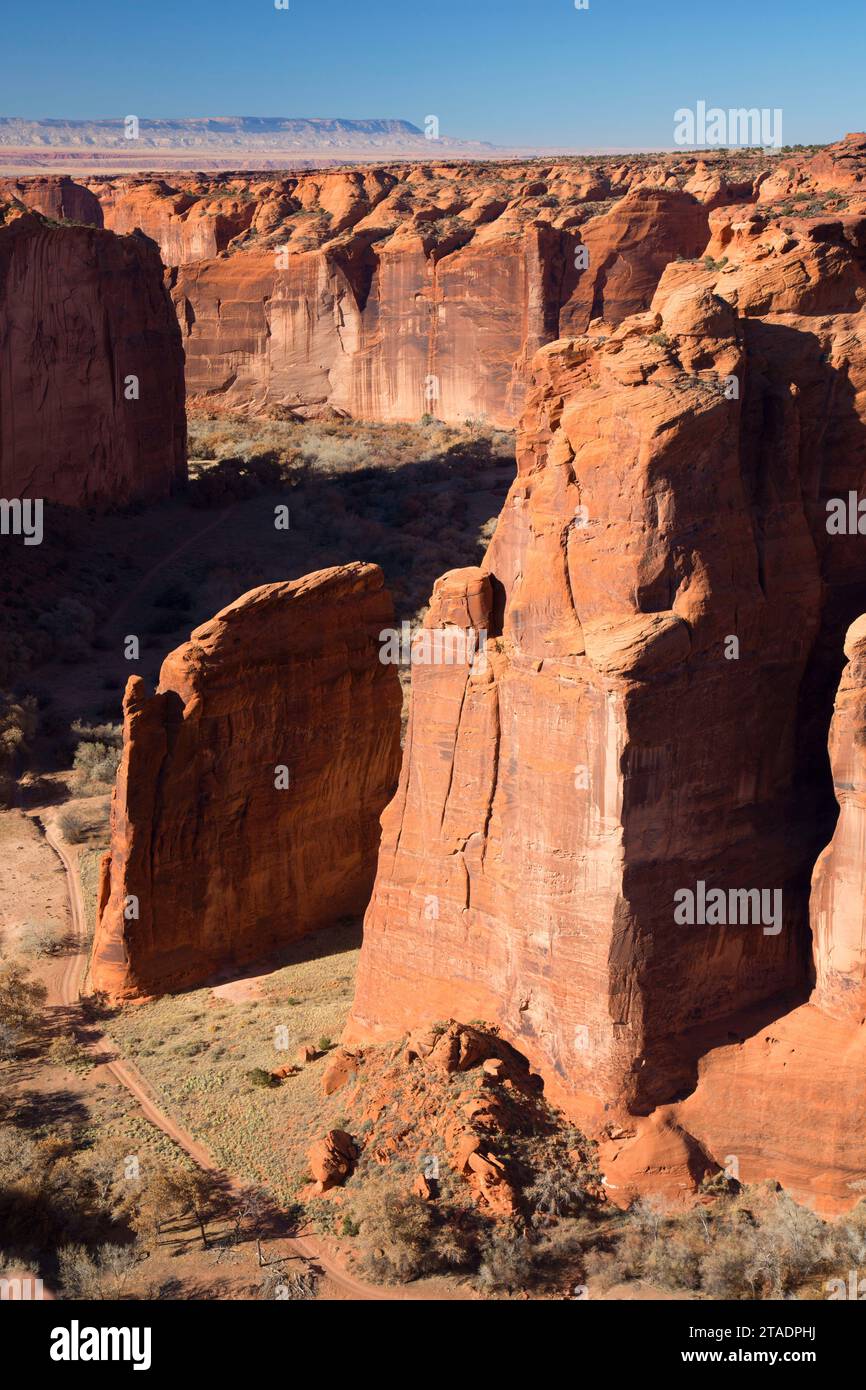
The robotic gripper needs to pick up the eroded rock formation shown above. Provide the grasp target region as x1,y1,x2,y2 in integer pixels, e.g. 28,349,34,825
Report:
811,614,866,1019
347,190,866,1166
74,152,771,426
623,640,866,1213
0,204,185,507
91,563,401,999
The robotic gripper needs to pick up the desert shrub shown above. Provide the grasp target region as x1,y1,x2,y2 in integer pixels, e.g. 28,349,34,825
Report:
701,1194,830,1299
73,739,120,791
476,1232,537,1293
70,721,122,750
0,1125,117,1256
247,1068,279,1089
0,1022,22,1061
643,1222,705,1291
57,808,89,843
0,959,46,1045
46,1035,93,1074
525,1140,600,1223
0,692,37,805
588,1188,848,1300
353,1187,480,1283
19,921,62,957
57,1242,139,1299
297,432,375,473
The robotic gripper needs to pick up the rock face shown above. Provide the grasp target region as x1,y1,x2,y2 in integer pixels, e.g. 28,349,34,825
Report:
74,153,771,427
169,181,710,427
559,187,709,335
97,178,255,264
809,614,866,1020
91,564,402,999
0,175,103,225
347,201,866,1130
0,208,185,507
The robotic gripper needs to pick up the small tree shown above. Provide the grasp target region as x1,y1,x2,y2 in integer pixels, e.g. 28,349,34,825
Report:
0,960,46,1053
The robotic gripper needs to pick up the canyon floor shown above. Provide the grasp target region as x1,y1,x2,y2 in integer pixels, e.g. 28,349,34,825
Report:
4,414,865,1301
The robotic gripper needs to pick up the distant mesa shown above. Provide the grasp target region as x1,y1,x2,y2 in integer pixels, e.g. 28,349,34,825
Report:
0,115,498,167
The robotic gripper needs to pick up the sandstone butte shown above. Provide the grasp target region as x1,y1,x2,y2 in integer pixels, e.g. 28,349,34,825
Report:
91,563,402,999
347,134,866,1215
0,196,185,508
75,151,768,426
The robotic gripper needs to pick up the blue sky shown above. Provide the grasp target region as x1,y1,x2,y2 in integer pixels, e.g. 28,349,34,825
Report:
4,0,863,149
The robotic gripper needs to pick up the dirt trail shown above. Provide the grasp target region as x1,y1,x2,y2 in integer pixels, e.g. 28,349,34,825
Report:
40,819,414,1303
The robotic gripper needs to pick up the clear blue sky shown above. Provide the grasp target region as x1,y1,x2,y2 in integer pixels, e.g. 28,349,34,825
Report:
4,0,863,149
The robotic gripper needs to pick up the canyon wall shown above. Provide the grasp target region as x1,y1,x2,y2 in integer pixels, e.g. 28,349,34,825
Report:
0,207,186,508
80,154,766,427
91,564,402,1000
656,617,866,1214
168,185,710,426
809,613,866,1020
347,193,866,1122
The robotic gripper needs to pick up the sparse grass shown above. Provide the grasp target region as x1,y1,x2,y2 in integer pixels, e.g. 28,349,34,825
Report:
105,920,363,1206
79,843,108,945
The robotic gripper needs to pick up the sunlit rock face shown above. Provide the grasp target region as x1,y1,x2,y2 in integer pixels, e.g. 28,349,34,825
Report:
348,201,866,1121
92,564,402,1000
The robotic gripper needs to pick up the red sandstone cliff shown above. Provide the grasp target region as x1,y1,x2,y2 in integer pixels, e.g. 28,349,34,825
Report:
346,195,866,1149
0,175,103,226
0,205,186,508
811,614,866,1019
77,153,769,427
91,563,401,1000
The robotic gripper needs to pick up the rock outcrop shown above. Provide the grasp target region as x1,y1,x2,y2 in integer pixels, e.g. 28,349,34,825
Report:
810,614,866,1019
0,207,185,508
91,564,401,999
169,180,711,426
74,152,771,428
0,175,102,225
308,1129,358,1193
347,199,866,1151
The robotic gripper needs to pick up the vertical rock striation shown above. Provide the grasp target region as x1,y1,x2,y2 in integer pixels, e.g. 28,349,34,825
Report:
92,563,402,999
0,208,185,507
348,204,866,1127
810,614,866,1019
